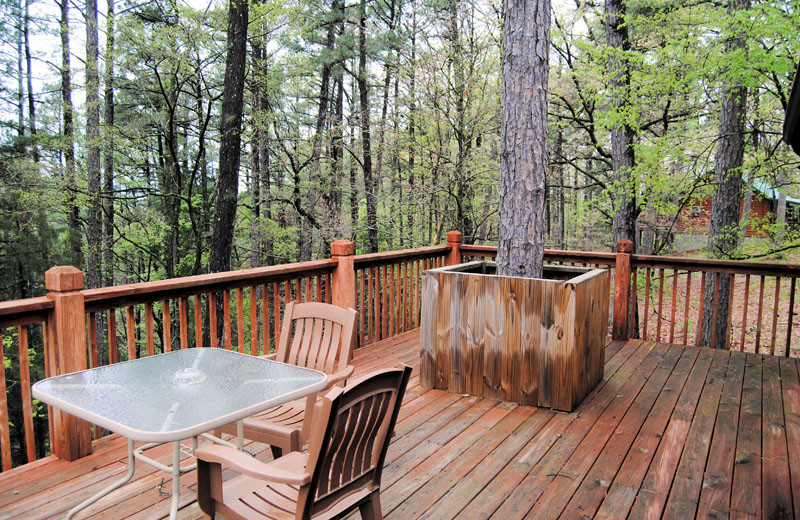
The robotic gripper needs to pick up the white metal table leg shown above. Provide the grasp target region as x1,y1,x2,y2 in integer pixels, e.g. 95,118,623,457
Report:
169,440,180,520
66,439,136,520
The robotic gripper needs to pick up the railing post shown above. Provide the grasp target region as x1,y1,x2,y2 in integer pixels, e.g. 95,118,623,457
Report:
446,230,463,266
331,240,356,310
44,266,92,461
612,240,634,341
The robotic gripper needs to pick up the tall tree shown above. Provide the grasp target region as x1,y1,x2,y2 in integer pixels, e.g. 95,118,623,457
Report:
496,0,549,278
59,0,81,267
358,0,377,252
103,0,115,287
700,0,750,348
209,0,249,273
606,0,637,251
86,0,102,290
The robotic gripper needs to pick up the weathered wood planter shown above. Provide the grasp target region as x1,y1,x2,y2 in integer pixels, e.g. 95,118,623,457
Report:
420,261,609,412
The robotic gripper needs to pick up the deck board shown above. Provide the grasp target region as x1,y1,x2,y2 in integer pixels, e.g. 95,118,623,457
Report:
0,330,796,519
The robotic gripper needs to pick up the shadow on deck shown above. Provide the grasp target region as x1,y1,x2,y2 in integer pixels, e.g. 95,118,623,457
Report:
1,329,798,519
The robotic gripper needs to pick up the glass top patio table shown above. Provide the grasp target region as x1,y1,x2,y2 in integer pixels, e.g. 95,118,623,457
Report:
32,348,328,443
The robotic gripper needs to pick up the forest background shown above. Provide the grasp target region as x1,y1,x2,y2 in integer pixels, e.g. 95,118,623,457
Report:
1,0,799,303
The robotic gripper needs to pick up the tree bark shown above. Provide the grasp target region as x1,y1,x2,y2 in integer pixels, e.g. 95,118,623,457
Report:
606,0,638,251
209,0,249,273
358,0,377,252
60,0,82,267
496,0,549,278
86,0,102,290
23,0,36,161
700,0,749,348
103,0,115,287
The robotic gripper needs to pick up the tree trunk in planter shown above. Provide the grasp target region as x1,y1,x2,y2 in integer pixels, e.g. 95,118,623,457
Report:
496,0,549,279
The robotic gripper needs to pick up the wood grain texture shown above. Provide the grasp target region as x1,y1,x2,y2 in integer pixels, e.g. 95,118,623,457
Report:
420,262,609,411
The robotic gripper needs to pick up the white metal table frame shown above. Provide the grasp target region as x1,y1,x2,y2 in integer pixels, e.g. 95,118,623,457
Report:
31,348,327,520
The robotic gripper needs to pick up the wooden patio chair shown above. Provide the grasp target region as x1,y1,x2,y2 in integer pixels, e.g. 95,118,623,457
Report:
196,365,412,520
214,301,357,458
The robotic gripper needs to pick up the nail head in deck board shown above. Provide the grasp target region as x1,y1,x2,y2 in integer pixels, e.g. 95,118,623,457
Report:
760,355,792,520
731,353,763,517
694,350,746,519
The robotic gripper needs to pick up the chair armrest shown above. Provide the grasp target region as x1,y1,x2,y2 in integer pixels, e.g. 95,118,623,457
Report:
194,445,311,486
325,365,354,389
258,353,277,361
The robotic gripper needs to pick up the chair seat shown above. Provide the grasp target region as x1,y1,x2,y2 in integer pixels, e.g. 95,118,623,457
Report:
218,475,300,520
216,397,308,453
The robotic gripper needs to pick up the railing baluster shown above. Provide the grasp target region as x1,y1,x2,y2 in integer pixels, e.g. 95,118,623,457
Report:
295,279,302,303
756,275,766,353
272,282,281,352
326,273,332,304
787,277,796,357
726,274,735,349
696,272,706,346
382,265,388,340
18,326,35,463
359,270,366,347
194,294,203,348
316,274,322,302
126,306,137,359
711,272,720,348
0,330,11,471
740,275,750,352
179,297,188,350
657,269,665,342
210,293,218,349
145,303,155,356
88,312,98,368
224,290,232,350
108,309,119,362
683,271,692,345
284,280,291,308
162,300,171,353
366,268,373,344
262,284,269,355
250,286,258,356
402,261,408,333
643,268,651,340
237,287,245,354
305,277,312,302
629,267,638,339
771,277,781,356
669,269,678,344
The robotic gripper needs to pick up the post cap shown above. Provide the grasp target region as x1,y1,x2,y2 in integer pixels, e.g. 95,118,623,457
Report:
446,231,463,244
330,240,354,256
45,266,84,292
616,240,634,253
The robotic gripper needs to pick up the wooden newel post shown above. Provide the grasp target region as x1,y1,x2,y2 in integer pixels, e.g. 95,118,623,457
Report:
612,240,634,341
331,240,356,311
44,266,92,461
446,230,463,266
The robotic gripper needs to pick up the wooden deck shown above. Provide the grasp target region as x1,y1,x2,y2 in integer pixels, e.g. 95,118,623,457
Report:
1,330,798,519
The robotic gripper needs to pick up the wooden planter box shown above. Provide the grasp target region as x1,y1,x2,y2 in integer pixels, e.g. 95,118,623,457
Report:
420,262,609,411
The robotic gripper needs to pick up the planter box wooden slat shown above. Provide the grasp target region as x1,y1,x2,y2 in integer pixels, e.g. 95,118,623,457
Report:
421,262,610,411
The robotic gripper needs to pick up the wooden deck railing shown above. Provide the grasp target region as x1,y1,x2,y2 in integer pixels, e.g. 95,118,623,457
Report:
2,231,800,473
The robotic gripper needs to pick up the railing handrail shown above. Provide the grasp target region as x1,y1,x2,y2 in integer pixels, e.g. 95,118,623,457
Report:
83,259,338,313
459,244,617,265
353,245,450,267
631,253,800,277
0,297,52,329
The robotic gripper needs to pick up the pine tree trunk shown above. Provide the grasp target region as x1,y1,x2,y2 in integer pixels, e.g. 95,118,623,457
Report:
86,0,102,291
358,0,377,252
60,0,82,267
700,0,749,348
209,0,249,273
103,0,115,287
606,0,638,251
23,0,36,161
496,0,549,278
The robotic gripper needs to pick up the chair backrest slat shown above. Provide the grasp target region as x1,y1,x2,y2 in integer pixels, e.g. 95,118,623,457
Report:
301,366,411,519
275,302,356,378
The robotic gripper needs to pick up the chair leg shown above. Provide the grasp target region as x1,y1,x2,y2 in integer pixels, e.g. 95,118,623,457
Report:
270,445,283,460
358,491,382,520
